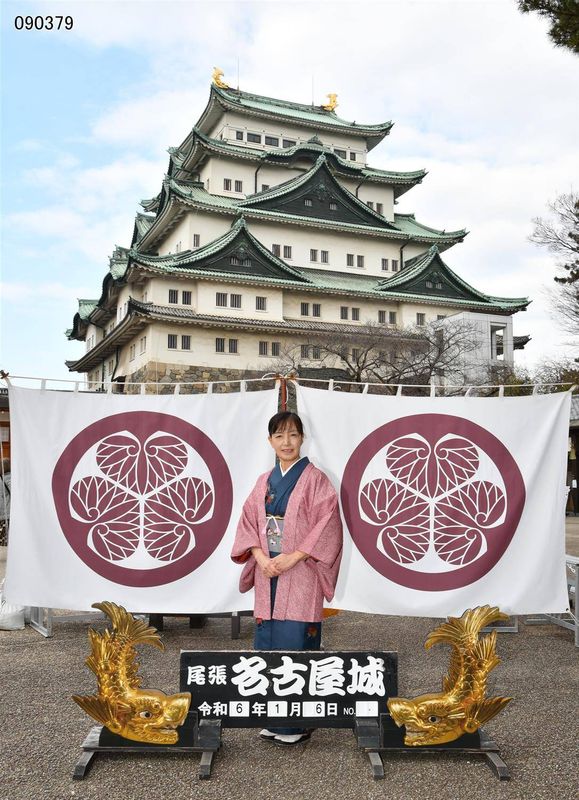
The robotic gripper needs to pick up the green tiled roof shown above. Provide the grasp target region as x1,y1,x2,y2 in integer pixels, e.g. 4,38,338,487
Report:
377,246,528,310
392,214,466,241
129,216,311,285
175,129,425,192
77,299,99,320
212,86,393,134
158,177,463,247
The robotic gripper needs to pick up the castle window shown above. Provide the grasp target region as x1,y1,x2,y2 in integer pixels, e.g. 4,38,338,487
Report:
271,342,281,356
181,335,191,350
378,310,386,324
352,348,360,359
310,249,318,262
300,345,309,359
436,282,443,289
283,139,296,148
223,178,232,191
312,303,321,317
265,135,279,146
381,258,389,271
340,306,348,320
301,302,310,316
182,290,192,305
139,336,146,353
168,289,178,304
321,250,329,264
366,201,374,210
312,346,321,360
352,307,360,321
416,313,426,326
259,341,269,356
272,243,281,256
215,337,225,353
391,259,399,272
256,296,267,311
230,255,240,265
376,203,383,215
356,255,365,269
283,245,292,259
229,339,239,354
426,280,433,289
349,152,357,161
329,202,337,211
129,344,136,361
346,253,354,267
230,293,242,309
234,180,243,193
304,198,313,207
437,315,446,320
193,234,200,248
261,184,270,191
389,311,397,325
216,292,228,307
247,132,262,144
235,131,244,140
334,149,346,159
168,334,177,349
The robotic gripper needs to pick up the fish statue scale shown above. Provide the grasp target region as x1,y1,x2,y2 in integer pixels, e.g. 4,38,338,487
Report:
73,601,191,744
387,606,512,746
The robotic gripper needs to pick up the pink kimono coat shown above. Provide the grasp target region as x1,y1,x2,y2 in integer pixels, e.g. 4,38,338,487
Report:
231,463,343,622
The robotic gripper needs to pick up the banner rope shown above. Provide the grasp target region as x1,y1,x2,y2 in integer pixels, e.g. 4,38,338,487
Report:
1,371,577,395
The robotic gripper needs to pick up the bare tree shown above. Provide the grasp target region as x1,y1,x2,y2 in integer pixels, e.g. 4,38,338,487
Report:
260,319,482,389
530,191,579,334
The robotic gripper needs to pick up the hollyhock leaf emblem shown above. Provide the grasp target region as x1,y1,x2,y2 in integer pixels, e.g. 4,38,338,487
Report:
385,437,430,495
433,437,479,495
53,412,233,588
70,476,138,524
344,415,525,590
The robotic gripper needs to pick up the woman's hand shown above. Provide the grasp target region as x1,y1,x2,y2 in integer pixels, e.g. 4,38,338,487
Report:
271,550,308,574
251,547,281,578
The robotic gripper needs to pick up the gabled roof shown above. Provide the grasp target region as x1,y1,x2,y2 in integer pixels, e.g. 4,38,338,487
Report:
135,175,467,252
131,213,156,246
195,85,393,150
238,155,398,230
377,246,529,310
129,217,311,285
170,129,425,197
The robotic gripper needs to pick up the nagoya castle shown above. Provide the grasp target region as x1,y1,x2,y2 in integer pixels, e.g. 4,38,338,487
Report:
67,69,528,389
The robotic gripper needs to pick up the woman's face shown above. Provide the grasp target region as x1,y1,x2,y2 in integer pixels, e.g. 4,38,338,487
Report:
268,423,303,467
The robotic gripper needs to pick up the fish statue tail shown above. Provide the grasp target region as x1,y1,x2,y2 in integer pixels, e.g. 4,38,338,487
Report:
92,601,164,650
425,605,508,651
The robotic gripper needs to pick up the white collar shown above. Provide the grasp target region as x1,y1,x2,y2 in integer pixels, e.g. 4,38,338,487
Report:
279,456,305,477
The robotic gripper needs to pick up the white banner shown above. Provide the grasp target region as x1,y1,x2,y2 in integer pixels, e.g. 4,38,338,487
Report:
5,386,278,612
297,384,571,617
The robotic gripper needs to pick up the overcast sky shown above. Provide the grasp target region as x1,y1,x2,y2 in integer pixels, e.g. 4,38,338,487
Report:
1,0,577,383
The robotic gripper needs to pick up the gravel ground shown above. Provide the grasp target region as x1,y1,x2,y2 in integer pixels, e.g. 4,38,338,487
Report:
1,607,577,800
1,521,577,800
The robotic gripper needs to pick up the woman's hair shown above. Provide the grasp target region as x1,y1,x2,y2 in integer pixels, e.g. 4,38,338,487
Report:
268,411,304,437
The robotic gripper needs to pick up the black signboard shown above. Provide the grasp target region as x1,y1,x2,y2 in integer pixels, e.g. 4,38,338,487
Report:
180,650,397,729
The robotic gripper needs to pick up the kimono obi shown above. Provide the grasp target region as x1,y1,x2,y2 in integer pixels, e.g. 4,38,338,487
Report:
266,515,284,554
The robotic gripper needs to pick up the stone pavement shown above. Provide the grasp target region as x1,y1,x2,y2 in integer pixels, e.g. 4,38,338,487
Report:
0,523,577,800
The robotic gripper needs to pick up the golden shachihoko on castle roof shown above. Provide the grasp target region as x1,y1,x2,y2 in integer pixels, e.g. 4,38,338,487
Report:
67,72,529,382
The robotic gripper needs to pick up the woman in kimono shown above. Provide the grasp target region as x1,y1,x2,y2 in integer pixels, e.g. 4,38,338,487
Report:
231,411,343,746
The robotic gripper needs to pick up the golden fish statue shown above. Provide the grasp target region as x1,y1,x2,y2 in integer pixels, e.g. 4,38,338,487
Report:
322,93,338,111
73,601,191,744
212,67,229,89
388,606,512,746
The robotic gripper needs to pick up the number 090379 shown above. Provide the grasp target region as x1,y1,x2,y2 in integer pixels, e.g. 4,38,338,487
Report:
14,16,73,31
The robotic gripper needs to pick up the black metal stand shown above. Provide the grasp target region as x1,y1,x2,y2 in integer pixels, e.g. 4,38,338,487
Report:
73,713,222,780
355,715,510,781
